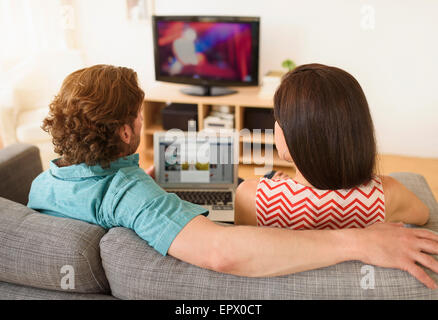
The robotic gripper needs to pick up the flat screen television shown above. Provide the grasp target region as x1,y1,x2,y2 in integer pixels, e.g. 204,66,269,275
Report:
152,15,260,96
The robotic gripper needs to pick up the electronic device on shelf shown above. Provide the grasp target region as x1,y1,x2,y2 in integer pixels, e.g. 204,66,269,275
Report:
204,116,234,132
204,105,235,132
161,103,198,131
154,131,238,222
152,15,260,97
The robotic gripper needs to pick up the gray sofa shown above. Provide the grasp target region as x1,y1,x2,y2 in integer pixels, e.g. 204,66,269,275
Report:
1,143,438,300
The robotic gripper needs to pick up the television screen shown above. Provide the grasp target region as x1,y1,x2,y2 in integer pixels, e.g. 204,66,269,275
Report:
153,16,260,94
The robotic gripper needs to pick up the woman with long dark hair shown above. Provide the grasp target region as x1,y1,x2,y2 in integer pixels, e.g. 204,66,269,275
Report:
235,63,429,229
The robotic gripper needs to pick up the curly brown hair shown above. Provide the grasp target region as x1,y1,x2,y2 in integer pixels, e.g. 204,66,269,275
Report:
43,64,145,168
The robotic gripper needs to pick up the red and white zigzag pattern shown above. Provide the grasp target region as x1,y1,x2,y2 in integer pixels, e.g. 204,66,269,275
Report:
256,177,385,230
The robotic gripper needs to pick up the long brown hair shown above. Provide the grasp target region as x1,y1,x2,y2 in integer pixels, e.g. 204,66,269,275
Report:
274,63,377,190
43,64,145,168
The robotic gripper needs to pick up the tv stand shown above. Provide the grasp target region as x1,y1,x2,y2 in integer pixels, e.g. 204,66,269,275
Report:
141,82,294,169
180,85,237,97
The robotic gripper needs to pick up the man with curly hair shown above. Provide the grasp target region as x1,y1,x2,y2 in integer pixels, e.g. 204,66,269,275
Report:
27,65,438,288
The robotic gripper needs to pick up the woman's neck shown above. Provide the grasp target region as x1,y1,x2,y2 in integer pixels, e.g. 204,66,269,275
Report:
293,169,314,188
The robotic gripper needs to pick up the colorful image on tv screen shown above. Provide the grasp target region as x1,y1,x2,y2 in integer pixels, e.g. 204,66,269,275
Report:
156,20,253,82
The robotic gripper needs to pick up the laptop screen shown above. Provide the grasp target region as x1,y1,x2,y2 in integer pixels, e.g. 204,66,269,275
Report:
156,134,235,187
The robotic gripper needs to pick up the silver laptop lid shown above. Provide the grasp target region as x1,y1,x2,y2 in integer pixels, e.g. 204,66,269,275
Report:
154,131,239,190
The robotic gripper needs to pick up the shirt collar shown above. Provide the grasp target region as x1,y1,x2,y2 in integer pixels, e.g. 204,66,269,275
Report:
49,153,140,179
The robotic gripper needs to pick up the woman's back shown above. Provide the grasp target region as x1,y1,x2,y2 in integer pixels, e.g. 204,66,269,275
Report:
235,173,429,228
235,64,429,229
256,176,385,229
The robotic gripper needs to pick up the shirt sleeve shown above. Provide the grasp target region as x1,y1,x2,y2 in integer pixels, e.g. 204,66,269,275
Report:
102,168,208,256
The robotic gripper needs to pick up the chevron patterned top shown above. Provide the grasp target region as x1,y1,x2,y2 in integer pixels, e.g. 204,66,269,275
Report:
255,177,385,230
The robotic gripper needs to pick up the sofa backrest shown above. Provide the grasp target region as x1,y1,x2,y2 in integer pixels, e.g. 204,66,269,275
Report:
100,172,438,299
0,197,110,294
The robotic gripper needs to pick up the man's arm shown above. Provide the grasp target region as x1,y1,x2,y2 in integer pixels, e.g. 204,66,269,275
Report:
169,215,359,276
169,216,438,289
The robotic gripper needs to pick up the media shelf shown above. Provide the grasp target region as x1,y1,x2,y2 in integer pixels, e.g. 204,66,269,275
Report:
142,82,294,168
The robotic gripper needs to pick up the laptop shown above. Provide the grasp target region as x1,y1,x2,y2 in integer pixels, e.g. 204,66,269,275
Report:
154,131,239,223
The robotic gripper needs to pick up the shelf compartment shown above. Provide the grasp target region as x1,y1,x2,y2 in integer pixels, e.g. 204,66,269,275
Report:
144,124,164,135
239,131,274,144
239,142,293,168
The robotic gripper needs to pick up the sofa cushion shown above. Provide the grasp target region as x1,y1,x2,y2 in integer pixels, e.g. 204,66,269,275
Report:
0,197,110,294
100,172,438,299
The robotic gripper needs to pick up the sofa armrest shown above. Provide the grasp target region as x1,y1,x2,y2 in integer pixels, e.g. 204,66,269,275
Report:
0,143,43,205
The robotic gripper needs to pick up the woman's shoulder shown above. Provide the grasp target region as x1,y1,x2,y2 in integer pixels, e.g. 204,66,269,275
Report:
236,178,259,201
379,175,404,216
379,175,398,197
235,178,260,225
379,175,429,225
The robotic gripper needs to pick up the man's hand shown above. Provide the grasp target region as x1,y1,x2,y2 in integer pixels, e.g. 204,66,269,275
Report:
357,222,438,289
145,165,155,179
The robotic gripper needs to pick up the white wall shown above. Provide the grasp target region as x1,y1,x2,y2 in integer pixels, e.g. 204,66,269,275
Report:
74,0,438,158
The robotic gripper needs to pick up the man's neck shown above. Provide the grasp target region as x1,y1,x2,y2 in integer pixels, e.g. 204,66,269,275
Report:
55,158,70,168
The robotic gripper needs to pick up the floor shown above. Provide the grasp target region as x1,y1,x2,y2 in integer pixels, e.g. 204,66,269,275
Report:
376,154,438,200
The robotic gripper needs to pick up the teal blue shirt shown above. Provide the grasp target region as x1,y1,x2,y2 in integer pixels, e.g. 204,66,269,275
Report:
27,153,208,256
